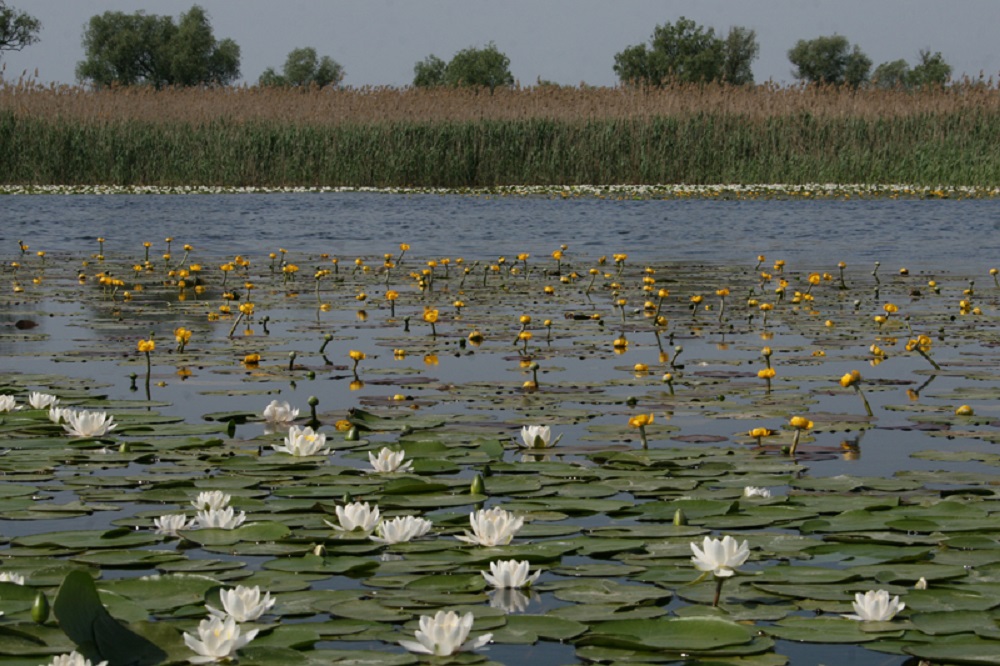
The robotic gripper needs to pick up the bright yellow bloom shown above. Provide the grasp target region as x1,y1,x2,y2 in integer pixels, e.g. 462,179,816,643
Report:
789,416,814,430
758,368,776,379
839,370,861,388
174,327,192,344
955,405,975,416
243,353,260,366
423,308,439,324
883,303,899,314
349,350,366,361
628,413,654,428
239,303,254,316
385,290,399,301
137,339,155,353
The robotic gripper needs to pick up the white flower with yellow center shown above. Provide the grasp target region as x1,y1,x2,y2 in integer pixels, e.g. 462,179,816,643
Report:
262,399,298,425
456,507,523,547
63,410,117,438
844,589,905,621
183,615,258,664
28,391,59,409
325,501,381,534
368,447,413,473
518,425,561,448
370,515,432,544
191,491,230,511
273,425,329,456
399,610,492,656
195,507,246,530
691,535,750,578
207,585,275,623
481,559,540,589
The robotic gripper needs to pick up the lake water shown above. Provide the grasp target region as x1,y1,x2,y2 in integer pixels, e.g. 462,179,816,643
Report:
3,192,1000,666
4,192,1000,271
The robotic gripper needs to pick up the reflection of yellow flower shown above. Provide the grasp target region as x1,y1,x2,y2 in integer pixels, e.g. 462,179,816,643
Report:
349,380,364,391
137,339,155,353
393,349,406,358
423,354,439,366
628,413,654,428
468,330,484,344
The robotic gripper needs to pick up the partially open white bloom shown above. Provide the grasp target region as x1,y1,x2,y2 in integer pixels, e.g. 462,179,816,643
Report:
519,424,562,448
195,507,247,530
207,585,275,623
368,447,413,473
915,577,928,590
63,410,117,438
456,507,523,547
844,589,905,621
370,515,433,544
0,571,25,585
399,610,492,656
273,425,329,456
191,491,230,511
743,486,771,499
690,535,750,578
46,651,108,666
262,400,299,425
183,615,258,664
154,514,195,536
325,501,381,533
481,559,541,589
0,395,20,412
49,406,72,424
28,391,59,409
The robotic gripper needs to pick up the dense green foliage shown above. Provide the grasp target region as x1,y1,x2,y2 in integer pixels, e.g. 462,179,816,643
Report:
2,110,998,187
788,35,871,88
258,47,344,88
873,50,952,89
0,1,39,57
76,5,240,87
614,17,759,85
412,43,514,91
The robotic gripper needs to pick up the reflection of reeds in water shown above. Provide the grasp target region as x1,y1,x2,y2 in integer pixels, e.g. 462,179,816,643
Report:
2,80,1000,186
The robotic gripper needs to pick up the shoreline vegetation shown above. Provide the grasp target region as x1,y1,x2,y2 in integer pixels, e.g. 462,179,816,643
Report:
3,80,1000,190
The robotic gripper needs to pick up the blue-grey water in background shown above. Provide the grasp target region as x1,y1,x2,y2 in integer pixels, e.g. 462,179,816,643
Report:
3,193,999,269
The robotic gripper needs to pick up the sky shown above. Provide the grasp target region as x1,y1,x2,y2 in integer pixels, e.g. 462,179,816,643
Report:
2,0,999,88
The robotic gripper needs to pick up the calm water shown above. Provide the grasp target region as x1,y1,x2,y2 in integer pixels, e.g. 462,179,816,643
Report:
3,193,999,271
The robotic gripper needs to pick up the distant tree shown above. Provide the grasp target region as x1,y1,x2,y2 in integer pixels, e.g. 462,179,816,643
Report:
259,47,344,88
76,5,239,88
909,49,951,87
873,50,951,89
0,1,40,58
412,54,446,87
788,35,870,87
872,59,911,89
613,17,758,85
412,43,513,92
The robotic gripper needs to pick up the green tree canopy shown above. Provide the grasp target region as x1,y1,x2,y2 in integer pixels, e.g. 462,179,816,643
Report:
412,43,513,92
0,1,40,58
259,47,344,88
873,50,951,89
613,17,759,85
76,5,240,87
787,35,870,87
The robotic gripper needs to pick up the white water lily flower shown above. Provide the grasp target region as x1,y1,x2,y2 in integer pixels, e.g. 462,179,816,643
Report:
154,514,195,536
742,486,771,499
191,491,230,511
183,615,258,664
63,410,117,438
399,610,492,656
195,507,247,530
0,571,25,585
273,425,329,456
46,651,108,666
519,425,561,449
324,501,381,533
844,589,905,621
49,406,72,424
690,535,750,578
456,507,524,547
262,399,299,425
481,559,541,589
369,515,433,544
207,585,275,623
28,391,59,409
368,447,413,473
0,395,20,412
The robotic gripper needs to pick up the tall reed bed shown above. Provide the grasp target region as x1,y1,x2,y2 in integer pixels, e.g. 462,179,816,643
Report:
2,81,1000,186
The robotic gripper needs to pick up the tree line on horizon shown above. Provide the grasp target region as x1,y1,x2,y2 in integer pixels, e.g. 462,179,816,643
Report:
0,2,956,92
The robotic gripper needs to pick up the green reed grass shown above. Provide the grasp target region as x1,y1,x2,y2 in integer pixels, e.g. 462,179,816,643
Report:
2,83,1000,187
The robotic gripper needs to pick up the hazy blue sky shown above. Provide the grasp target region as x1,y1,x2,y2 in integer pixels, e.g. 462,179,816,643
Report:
2,0,999,87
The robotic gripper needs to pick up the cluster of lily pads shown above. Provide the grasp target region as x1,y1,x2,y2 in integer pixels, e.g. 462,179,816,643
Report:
1,183,998,199
3,237,1000,665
